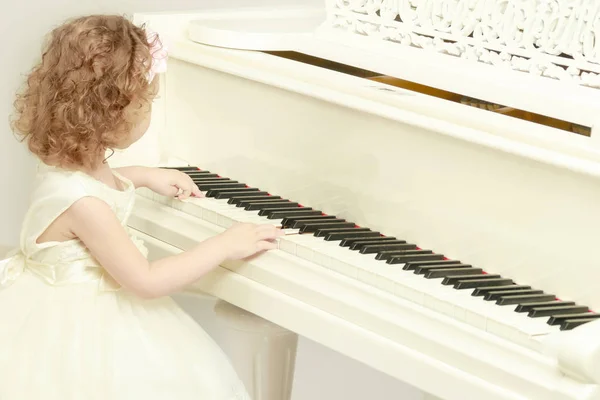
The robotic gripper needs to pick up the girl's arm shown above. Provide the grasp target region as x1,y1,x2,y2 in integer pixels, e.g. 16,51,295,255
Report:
66,196,281,298
113,166,151,188
114,166,202,199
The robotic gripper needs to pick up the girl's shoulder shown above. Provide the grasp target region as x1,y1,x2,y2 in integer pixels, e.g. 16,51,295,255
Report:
29,163,132,208
31,163,91,201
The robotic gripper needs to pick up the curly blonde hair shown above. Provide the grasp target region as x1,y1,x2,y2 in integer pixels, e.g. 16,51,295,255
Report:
11,15,160,169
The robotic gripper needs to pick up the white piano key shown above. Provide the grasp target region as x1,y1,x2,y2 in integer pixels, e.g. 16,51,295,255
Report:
148,190,560,348
179,196,284,228
317,244,556,339
313,249,333,269
373,262,441,306
280,234,318,259
279,231,532,335
277,235,298,254
280,235,361,279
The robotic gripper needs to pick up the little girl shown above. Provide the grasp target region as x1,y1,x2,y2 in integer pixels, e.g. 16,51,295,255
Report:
0,14,282,399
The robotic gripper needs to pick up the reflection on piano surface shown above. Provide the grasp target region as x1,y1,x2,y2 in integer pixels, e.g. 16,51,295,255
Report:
117,1,600,399
267,51,594,137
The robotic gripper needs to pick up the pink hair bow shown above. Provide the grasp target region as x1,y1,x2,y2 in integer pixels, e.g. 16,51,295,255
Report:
145,27,168,82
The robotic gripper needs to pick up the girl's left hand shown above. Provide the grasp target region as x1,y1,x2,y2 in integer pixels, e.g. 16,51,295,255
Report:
146,168,203,200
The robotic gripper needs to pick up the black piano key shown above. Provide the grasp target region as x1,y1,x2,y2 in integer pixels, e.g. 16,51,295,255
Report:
231,196,274,206
268,209,322,220
528,305,589,318
386,253,445,264
282,214,333,225
359,243,417,254
423,267,482,279
403,260,462,271
560,317,600,330
281,215,332,228
197,182,246,191
187,172,219,177
454,278,513,290
547,313,600,327
414,263,472,274
482,289,543,301
441,274,498,286
289,218,345,229
515,301,574,313
350,239,406,251
214,190,267,200
167,166,201,172
245,201,299,211
207,187,259,197
343,237,399,248
324,230,381,241
495,293,555,305
192,177,232,183
260,207,313,216
376,249,433,261
548,313,598,325
220,191,269,201
268,207,322,219
185,169,217,178
471,285,532,297
232,196,282,206
299,222,356,234
314,227,370,238
239,197,287,204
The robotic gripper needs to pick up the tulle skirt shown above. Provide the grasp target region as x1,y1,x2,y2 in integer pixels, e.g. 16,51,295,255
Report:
0,270,251,400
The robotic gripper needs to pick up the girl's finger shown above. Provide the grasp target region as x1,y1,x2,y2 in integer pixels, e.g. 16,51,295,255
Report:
256,227,282,240
177,187,192,199
192,186,204,197
172,186,183,197
256,241,277,251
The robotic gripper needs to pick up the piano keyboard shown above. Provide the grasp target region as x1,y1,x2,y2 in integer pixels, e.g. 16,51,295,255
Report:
143,165,600,339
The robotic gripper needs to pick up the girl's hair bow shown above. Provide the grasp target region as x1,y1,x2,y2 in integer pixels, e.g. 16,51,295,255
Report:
145,27,168,83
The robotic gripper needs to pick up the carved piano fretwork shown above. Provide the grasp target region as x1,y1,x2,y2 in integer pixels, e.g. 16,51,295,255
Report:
115,2,600,399
325,0,600,87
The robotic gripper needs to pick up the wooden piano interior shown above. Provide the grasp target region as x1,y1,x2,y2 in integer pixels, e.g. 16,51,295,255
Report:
266,50,592,136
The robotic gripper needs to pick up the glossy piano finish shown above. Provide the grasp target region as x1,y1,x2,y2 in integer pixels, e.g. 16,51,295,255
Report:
129,164,600,400
131,47,600,315
160,166,600,334
129,192,598,400
114,4,600,399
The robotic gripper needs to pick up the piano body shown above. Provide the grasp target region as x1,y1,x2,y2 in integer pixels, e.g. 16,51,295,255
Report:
113,1,600,399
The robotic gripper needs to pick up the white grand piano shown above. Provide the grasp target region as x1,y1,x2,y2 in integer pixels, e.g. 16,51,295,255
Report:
112,1,600,399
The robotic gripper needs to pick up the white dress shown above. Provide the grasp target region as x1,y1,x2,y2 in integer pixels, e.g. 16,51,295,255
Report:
0,164,251,400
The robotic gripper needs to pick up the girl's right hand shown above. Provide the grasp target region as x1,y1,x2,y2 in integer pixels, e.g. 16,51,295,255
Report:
220,223,283,260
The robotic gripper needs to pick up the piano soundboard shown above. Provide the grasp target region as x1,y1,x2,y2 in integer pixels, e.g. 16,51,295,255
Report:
151,166,599,333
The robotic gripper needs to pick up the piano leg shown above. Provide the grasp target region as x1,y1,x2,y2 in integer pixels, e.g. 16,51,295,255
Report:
214,300,299,400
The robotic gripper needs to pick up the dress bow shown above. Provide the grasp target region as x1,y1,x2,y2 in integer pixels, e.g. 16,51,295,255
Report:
0,249,25,288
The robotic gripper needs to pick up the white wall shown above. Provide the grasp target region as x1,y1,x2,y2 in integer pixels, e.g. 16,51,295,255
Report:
0,0,192,245
1,2,424,399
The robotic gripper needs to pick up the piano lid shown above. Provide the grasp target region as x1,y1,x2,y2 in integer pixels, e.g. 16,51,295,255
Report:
187,6,324,51
183,0,600,139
